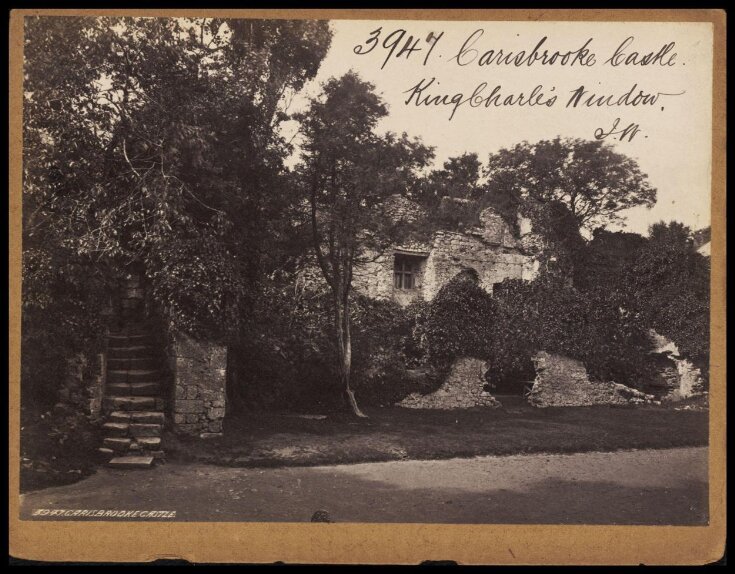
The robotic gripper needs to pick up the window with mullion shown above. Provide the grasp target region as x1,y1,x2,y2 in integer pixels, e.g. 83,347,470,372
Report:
394,257,417,290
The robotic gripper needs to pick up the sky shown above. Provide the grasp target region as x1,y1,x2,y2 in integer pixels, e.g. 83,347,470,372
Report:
282,19,713,235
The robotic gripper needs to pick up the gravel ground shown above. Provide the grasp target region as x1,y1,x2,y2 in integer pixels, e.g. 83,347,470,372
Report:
19,446,708,525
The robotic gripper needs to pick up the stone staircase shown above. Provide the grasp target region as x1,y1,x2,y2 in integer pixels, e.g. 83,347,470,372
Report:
98,327,167,469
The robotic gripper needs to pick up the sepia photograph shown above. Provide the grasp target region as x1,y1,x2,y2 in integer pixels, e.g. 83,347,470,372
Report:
9,9,725,565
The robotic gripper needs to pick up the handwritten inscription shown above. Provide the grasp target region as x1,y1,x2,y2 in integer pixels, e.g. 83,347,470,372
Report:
451,30,596,67
353,28,687,140
353,27,443,69
594,118,642,142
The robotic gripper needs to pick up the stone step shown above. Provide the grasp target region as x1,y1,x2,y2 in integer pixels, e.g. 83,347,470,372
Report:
130,411,165,424
110,410,165,424
107,369,160,384
136,436,162,449
107,333,153,346
129,423,162,437
107,357,158,371
102,421,129,437
108,323,149,335
108,345,155,360
106,383,133,396
103,437,131,452
106,382,161,397
108,411,131,423
130,382,161,396
108,456,155,469
102,316,166,463
104,396,156,412
97,447,114,458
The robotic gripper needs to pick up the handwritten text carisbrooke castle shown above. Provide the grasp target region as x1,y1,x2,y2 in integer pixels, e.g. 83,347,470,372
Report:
353,28,686,140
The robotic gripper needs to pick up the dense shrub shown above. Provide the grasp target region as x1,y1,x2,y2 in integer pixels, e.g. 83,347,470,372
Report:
227,279,336,413
574,228,648,291
21,246,110,413
228,275,429,411
351,296,437,405
427,197,482,232
491,274,655,387
397,299,431,368
417,269,496,371
621,222,710,378
21,245,109,490
541,284,654,386
485,279,538,386
416,270,656,390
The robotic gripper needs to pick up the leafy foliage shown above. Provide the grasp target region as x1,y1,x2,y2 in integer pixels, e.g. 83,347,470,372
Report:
546,284,653,386
418,270,655,389
574,228,648,290
21,245,111,412
621,221,710,374
485,280,539,386
23,17,333,425
228,275,422,411
418,269,497,371
349,296,420,406
146,235,246,341
520,199,587,276
23,17,332,342
412,152,483,210
20,404,101,493
484,137,657,232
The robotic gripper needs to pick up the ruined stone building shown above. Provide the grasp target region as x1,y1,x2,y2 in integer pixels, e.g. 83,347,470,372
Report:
352,195,541,306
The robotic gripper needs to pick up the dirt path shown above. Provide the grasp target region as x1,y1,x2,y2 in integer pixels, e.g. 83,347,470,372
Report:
19,447,708,525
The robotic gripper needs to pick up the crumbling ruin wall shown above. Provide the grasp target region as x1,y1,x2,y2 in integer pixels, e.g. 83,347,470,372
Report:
352,206,537,305
397,357,501,409
648,330,705,401
351,242,431,304
352,253,395,300
527,351,656,407
169,333,227,438
422,231,529,299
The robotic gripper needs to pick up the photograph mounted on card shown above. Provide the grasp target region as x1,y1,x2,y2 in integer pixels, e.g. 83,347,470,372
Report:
8,8,725,565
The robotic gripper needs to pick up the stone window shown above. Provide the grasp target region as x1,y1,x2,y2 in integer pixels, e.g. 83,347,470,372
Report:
394,255,421,290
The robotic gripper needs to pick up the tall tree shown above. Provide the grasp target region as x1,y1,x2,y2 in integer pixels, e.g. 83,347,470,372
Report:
413,152,483,209
484,137,657,232
23,16,331,340
294,72,433,417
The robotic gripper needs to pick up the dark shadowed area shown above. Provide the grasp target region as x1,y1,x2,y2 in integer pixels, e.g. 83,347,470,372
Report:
163,400,708,469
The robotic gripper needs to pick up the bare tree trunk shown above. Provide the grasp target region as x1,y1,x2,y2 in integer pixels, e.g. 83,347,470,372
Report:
334,291,367,418
342,300,366,418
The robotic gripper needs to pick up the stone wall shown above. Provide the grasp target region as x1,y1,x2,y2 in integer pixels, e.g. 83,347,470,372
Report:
352,252,395,301
527,351,656,407
397,357,501,409
422,230,529,300
477,207,521,248
169,333,227,437
59,352,105,418
347,204,540,306
648,330,705,401
353,229,532,306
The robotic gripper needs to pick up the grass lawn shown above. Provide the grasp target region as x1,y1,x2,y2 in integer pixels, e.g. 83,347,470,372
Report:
165,396,709,468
